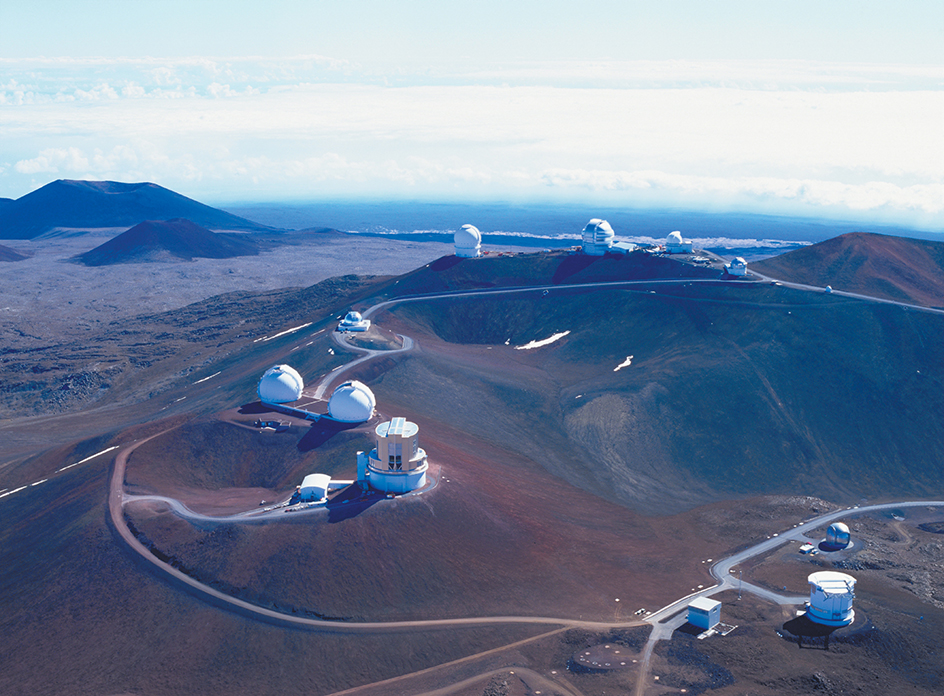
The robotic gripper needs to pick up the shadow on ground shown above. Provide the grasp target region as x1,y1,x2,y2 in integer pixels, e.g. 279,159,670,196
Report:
297,419,362,452
326,485,383,523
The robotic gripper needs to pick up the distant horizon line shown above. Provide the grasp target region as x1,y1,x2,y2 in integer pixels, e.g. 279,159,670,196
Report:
214,196,944,235
5,178,942,236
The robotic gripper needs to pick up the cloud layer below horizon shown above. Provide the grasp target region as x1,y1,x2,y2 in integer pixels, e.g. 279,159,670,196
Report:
1,57,941,229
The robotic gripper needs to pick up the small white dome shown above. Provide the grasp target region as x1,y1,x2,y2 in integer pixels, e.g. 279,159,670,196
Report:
328,380,376,422
345,311,363,323
667,230,684,245
455,224,482,257
258,364,304,404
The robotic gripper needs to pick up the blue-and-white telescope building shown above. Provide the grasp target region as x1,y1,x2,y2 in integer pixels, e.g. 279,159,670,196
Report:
357,417,429,493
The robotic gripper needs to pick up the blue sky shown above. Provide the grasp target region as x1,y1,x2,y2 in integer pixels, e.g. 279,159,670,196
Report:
1,1,942,228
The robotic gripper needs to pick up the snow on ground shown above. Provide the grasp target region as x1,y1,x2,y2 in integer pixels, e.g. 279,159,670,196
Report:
515,331,570,350
614,355,634,371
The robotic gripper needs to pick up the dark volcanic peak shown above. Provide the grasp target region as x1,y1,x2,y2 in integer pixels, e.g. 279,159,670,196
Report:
753,232,944,308
75,218,260,266
0,242,29,262
0,179,274,239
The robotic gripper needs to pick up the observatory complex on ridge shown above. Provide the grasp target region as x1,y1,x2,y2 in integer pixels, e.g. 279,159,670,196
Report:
254,365,430,502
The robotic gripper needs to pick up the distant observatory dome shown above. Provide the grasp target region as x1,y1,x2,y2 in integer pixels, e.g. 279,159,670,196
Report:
454,224,482,258
665,230,693,254
328,380,376,422
581,219,615,255
826,522,851,549
337,309,370,332
258,364,304,404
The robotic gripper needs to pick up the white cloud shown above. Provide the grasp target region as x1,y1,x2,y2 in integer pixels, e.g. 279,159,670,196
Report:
1,57,941,228
14,147,89,174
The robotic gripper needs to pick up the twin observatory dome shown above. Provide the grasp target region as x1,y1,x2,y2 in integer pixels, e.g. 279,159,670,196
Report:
257,365,376,423
256,363,429,495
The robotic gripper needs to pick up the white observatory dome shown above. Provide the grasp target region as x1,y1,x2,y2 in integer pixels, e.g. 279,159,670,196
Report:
258,364,304,404
667,230,684,245
826,522,851,549
328,380,377,422
581,219,615,256
454,224,482,258
345,311,363,323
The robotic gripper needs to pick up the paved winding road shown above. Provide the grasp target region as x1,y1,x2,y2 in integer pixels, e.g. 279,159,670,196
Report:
631,499,944,695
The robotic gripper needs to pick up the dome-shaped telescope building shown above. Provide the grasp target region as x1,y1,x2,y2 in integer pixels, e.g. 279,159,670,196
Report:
807,571,856,626
337,310,370,332
258,365,305,404
357,416,428,493
825,522,852,550
327,380,377,423
454,224,482,258
665,230,693,254
582,219,615,255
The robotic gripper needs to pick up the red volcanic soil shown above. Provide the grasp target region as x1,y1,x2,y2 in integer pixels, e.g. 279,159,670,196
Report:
75,218,261,265
123,407,840,628
0,241,29,261
0,446,546,695
0,179,273,239
752,232,944,308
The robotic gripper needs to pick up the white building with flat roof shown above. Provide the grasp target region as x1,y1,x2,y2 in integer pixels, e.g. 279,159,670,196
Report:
688,597,721,630
299,473,330,502
364,417,428,493
807,571,856,626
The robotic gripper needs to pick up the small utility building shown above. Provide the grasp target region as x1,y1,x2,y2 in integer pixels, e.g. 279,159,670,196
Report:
299,473,330,503
688,597,721,630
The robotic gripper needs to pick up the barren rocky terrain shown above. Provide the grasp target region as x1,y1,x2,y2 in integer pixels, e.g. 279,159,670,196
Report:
2,225,943,695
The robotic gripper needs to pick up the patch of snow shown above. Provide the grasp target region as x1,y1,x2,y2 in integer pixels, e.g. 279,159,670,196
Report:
56,445,119,472
254,321,313,343
192,370,221,384
614,355,634,371
515,330,570,350
0,485,28,500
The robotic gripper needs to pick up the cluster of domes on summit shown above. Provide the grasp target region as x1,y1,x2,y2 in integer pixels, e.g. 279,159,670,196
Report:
257,365,376,423
451,219,698,257
255,364,428,495
451,219,746,275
